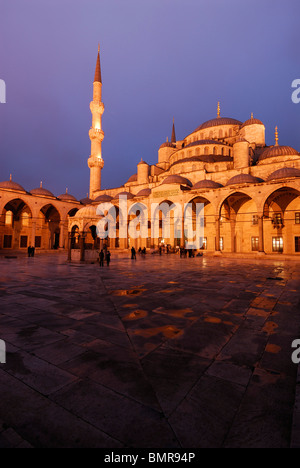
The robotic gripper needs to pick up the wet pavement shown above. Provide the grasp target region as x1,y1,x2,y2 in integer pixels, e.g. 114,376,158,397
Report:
0,252,300,448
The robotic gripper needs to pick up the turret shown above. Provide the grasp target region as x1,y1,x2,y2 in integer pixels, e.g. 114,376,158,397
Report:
233,139,250,169
87,44,105,198
137,158,149,184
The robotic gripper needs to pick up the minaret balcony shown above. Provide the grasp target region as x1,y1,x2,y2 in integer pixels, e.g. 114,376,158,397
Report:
88,156,104,169
89,128,104,141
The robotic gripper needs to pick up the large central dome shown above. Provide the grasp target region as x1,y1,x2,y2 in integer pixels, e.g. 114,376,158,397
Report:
195,117,242,132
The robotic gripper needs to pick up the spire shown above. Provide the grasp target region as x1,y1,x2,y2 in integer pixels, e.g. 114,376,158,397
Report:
40,181,43,188
251,112,253,119
9,174,12,181
94,44,102,83
171,117,176,143
217,101,220,118
275,126,279,146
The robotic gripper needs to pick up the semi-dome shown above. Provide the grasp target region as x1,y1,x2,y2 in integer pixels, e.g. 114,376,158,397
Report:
226,174,264,186
195,117,242,132
58,189,77,202
135,188,152,197
112,191,135,199
0,179,26,193
259,145,299,162
267,167,300,181
74,205,98,218
185,139,225,148
30,183,54,197
193,180,223,190
161,174,192,187
93,194,113,202
170,154,232,169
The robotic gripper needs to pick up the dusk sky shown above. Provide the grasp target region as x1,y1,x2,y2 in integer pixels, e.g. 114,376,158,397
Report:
1,0,299,200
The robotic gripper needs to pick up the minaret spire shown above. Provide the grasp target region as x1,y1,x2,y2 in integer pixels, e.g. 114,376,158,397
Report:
217,101,220,118
88,45,105,198
94,43,102,83
171,117,176,144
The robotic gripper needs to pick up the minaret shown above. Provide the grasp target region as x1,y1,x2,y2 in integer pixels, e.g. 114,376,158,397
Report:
171,117,176,144
88,44,105,198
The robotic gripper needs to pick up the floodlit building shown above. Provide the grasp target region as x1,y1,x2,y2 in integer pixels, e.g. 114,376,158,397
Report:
1,47,300,256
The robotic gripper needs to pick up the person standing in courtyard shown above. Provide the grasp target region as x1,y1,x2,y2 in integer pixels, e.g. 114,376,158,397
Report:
99,249,104,267
106,250,111,266
131,246,136,259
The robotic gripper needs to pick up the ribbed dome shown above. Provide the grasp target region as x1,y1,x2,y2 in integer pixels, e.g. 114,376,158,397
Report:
241,118,264,128
195,117,242,132
127,174,137,183
30,184,54,197
113,191,135,199
93,194,113,202
0,179,26,192
161,174,192,187
226,174,264,186
259,145,299,162
75,205,98,218
267,167,300,181
135,188,152,197
193,180,223,189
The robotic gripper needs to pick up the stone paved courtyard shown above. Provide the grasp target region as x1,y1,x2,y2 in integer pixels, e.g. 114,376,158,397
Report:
0,252,300,448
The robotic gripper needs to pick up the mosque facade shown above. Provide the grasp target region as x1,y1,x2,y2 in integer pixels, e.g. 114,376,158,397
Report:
1,48,300,257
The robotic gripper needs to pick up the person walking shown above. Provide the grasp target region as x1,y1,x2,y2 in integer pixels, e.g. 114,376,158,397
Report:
131,246,136,260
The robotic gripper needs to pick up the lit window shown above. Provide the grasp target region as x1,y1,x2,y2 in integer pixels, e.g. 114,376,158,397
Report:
252,215,259,225
272,237,283,252
251,237,259,251
5,210,13,226
220,237,224,250
295,213,300,224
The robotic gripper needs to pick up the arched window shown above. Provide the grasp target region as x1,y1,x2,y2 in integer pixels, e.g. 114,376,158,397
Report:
229,128,233,137
219,129,223,138
21,212,30,227
213,147,217,155
204,146,209,155
5,210,13,226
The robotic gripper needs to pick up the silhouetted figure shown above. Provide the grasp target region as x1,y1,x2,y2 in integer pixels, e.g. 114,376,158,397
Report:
142,247,146,255
31,246,35,257
28,246,32,257
99,249,104,267
106,250,111,266
131,247,136,259
159,246,162,256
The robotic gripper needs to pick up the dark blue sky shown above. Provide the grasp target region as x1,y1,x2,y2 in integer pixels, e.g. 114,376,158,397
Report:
1,0,299,199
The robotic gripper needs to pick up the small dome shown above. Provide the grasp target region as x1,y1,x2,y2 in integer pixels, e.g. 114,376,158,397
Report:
30,183,54,197
193,180,223,190
112,191,135,199
135,188,152,197
0,179,26,192
195,117,242,132
267,167,300,181
259,145,299,162
74,205,98,218
137,158,148,165
58,190,77,202
127,174,137,183
161,175,192,187
241,118,264,128
93,194,113,202
80,196,93,205
159,142,175,149
226,174,264,186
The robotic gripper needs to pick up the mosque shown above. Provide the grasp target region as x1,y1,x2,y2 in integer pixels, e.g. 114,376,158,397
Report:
1,47,300,257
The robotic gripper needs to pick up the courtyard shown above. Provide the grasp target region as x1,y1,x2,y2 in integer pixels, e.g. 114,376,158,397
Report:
0,252,300,448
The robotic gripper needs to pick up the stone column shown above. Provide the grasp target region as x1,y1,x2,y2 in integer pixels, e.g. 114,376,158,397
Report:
230,219,236,253
67,233,72,262
80,232,85,261
215,216,220,251
59,221,65,249
31,221,36,247
258,215,264,253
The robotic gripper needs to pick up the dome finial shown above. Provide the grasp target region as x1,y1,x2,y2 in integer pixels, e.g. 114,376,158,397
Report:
217,101,220,118
9,174,12,181
98,43,100,53
251,112,253,119
275,126,279,146
40,181,43,188
66,187,68,194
